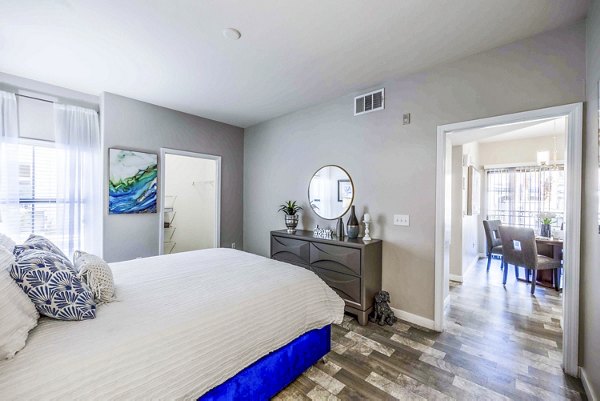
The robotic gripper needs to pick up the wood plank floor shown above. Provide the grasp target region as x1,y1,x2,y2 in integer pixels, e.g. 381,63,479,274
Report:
274,257,586,400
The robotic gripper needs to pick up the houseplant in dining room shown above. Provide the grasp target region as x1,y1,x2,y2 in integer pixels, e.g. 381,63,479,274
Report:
539,212,555,238
278,201,303,234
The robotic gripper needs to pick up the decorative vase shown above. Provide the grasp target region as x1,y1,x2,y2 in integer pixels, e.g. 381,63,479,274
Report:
285,214,299,234
346,205,359,239
541,223,551,238
336,217,345,239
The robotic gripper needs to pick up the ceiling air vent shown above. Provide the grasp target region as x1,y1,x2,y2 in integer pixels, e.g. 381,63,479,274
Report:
354,88,384,116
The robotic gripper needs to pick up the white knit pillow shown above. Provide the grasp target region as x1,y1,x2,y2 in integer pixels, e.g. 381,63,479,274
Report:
74,251,115,304
0,246,39,359
0,233,16,253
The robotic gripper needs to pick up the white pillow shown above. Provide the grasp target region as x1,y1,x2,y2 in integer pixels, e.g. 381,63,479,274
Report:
74,251,115,304
0,233,16,253
0,246,39,359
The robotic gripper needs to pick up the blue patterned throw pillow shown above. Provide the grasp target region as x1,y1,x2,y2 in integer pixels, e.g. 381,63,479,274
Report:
13,235,74,272
11,249,96,321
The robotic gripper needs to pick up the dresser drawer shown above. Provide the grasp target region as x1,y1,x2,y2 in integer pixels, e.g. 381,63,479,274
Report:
310,242,361,276
271,236,310,266
311,266,361,307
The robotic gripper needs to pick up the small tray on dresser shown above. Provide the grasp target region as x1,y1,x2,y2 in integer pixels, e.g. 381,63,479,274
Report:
270,229,382,325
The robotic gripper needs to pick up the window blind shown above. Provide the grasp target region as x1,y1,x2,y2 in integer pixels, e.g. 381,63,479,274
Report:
16,142,69,248
486,165,565,230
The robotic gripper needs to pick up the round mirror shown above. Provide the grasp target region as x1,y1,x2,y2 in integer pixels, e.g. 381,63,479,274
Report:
308,165,354,220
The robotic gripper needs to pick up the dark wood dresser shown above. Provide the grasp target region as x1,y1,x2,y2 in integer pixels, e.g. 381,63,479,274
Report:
270,229,382,325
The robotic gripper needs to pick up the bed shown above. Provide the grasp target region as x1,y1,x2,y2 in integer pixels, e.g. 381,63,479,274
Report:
0,248,344,400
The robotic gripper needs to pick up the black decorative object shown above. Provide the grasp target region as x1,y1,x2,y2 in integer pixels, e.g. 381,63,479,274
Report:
336,217,345,239
369,291,397,326
346,205,359,239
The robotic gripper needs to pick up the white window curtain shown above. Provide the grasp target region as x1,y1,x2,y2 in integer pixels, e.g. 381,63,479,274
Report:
0,91,20,239
54,104,102,257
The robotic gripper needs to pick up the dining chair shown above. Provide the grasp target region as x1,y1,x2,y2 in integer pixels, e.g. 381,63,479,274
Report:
498,226,562,294
482,220,503,271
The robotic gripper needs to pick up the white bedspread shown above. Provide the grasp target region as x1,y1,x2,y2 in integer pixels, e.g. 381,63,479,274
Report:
0,249,344,400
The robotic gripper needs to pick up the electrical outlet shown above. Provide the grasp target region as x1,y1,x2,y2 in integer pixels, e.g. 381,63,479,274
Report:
231,242,236,249
393,214,410,226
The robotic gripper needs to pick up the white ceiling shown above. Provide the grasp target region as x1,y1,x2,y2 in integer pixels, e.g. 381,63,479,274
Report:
478,117,567,143
451,116,567,145
0,0,589,128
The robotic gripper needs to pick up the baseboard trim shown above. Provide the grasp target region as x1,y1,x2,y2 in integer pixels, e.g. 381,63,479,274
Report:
464,256,479,275
391,307,435,330
450,256,480,284
581,367,598,401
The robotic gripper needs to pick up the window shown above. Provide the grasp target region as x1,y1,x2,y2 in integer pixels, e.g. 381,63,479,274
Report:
1,93,101,256
16,141,67,247
486,166,565,230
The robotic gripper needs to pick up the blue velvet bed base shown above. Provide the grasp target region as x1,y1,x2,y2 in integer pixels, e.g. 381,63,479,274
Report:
198,325,331,401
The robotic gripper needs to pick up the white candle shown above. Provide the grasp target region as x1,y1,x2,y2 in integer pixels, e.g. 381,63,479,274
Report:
363,213,371,223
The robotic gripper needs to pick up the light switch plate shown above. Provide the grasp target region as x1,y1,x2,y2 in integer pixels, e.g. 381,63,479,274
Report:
403,113,411,125
394,214,410,226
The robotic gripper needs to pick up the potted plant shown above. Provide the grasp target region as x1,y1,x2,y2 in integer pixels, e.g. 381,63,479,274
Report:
278,201,303,234
539,212,555,238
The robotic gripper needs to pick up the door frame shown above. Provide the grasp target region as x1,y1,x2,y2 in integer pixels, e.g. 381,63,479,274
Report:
158,148,222,254
434,103,583,376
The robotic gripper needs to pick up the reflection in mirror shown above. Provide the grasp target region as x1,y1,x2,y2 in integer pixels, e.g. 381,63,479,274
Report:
308,165,354,220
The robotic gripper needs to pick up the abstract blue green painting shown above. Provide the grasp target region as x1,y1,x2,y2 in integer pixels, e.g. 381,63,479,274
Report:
109,149,158,214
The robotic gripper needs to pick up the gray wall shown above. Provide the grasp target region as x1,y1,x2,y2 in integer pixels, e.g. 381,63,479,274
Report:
244,22,585,321
102,92,244,262
581,1,600,397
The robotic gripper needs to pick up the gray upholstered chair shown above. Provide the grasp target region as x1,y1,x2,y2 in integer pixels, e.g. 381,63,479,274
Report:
498,226,562,294
483,220,503,271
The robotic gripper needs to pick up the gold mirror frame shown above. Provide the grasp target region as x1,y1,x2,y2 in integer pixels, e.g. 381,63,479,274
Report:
307,165,354,220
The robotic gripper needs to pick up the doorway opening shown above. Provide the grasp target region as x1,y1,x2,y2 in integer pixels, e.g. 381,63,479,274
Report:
449,117,567,286
159,149,221,254
435,104,582,377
